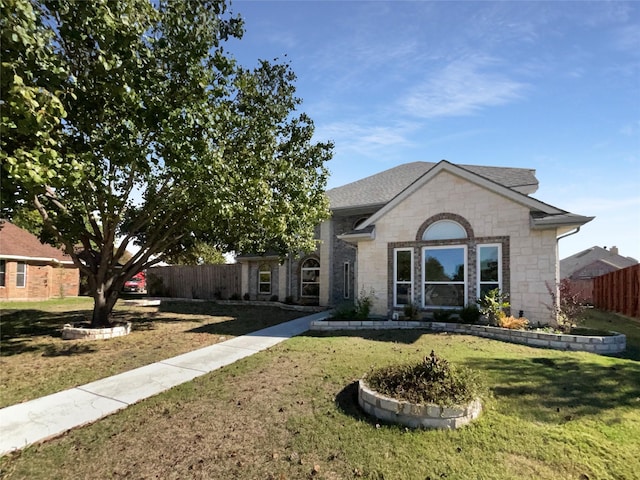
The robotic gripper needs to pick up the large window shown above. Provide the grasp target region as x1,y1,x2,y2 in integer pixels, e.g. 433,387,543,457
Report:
478,244,501,298
16,261,26,288
258,264,271,294
0,260,5,287
394,248,413,306
301,258,320,297
423,246,466,308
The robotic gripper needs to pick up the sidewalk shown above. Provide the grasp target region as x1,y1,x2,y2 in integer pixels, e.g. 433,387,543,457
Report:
0,310,330,456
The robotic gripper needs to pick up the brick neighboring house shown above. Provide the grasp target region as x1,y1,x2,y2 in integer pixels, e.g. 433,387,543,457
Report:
560,246,638,303
239,160,594,325
0,222,80,301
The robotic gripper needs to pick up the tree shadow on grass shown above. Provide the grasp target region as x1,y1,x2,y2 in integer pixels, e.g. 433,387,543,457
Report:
0,309,90,356
41,343,96,357
461,355,640,423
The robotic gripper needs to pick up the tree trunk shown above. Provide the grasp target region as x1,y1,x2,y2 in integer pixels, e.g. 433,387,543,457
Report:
91,286,119,328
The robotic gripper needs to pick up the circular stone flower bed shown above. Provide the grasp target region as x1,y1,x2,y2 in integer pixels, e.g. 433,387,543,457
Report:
359,352,483,429
62,322,132,340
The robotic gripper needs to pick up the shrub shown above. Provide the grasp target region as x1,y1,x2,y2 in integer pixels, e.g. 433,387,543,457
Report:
229,293,241,301
545,280,588,333
366,351,484,406
284,295,295,305
477,289,510,325
243,293,250,301
498,315,529,330
458,305,481,324
432,310,453,322
403,303,421,320
354,288,375,319
332,304,357,320
269,295,279,302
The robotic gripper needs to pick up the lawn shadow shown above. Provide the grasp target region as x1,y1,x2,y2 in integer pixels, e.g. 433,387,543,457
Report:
334,380,376,425
302,328,431,345
462,355,640,423
41,343,96,357
0,309,90,356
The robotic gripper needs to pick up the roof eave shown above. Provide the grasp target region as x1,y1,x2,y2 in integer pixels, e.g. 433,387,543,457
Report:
530,214,595,230
336,228,376,244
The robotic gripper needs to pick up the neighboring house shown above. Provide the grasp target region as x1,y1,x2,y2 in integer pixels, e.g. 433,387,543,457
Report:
0,222,80,301
238,160,593,325
560,246,638,303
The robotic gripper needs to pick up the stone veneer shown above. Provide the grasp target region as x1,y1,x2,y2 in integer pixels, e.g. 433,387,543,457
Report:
358,380,482,429
310,320,626,354
62,322,132,340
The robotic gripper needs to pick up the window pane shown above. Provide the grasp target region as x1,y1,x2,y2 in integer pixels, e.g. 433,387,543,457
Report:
480,246,499,282
395,284,411,306
16,262,26,288
0,260,5,287
303,259,320,268
396,250,412,282
259,272,270,283
424,284,465,307
302,283,319,297
302,269,319,282
424,248,464,281
479,283,500,299
423,221,466,240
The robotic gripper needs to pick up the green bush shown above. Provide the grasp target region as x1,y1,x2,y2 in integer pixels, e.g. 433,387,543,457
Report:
366,351,484,406
403,303,421,320
477,289,510,325
432,310,453,322
458,305,481,324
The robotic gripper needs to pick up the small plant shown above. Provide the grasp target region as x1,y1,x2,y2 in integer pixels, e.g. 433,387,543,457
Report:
243,292,250,301
354,288,375,319
497,315,529,330
403,303,421,320
432,310,452,322
477,289,510,326
545,280,588,333
269,294,279,302
458,305,481,324
366,351,484,406
284,295,295,305
229,292,241,301
332,304,357,320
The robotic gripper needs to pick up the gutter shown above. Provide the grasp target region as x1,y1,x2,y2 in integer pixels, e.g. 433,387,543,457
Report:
0,254,74,265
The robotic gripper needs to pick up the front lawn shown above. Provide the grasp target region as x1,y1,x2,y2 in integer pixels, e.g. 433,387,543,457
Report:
1,311,638,479
0,298,305,408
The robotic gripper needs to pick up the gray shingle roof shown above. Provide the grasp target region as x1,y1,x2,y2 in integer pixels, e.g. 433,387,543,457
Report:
327,161,538,210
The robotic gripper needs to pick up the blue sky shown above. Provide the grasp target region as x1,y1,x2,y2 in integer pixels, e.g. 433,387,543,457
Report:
226,1,640,261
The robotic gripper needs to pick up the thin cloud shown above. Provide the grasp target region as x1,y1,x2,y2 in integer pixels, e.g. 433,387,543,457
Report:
402,56,528,118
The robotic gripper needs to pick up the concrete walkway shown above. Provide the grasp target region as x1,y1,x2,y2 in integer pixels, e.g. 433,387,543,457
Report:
0,310,330,456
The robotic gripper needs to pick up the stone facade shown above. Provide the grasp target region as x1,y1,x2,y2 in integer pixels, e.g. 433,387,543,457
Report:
355,170,558,324
0,260,79,301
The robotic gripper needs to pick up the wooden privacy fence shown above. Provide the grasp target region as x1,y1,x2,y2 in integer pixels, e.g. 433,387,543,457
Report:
147,264,242,300
593,264,640,318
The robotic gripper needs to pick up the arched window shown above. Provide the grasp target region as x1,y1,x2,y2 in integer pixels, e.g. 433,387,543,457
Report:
258,264,271,294
301,258,320,297
423,220,467,241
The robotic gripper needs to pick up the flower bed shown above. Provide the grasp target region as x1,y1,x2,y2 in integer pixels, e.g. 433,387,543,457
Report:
310,320,626,354
358,380,482,429
62,322,132,340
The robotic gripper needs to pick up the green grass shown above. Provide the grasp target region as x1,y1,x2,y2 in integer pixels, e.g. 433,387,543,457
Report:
1,310,638,479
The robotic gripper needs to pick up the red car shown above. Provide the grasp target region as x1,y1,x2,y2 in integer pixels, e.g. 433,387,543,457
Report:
123,271,146,293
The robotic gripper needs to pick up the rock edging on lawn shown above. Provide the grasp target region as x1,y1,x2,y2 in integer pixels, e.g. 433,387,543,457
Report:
358,379,481,429
62,322,132,340
310,320,626,354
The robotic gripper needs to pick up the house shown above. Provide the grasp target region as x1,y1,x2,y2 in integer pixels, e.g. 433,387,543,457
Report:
560,246,638,303
0,222,80,301
238,160,594,325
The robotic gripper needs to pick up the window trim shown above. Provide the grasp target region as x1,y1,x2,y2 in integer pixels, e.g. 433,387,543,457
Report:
258,264,272,295
422,245,467,309
393,248,413,307
16,261,26,288
477,243,502,298
300,258,320,298
0,259,6,287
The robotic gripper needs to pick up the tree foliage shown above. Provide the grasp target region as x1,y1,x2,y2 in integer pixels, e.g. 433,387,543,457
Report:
1,0,332,326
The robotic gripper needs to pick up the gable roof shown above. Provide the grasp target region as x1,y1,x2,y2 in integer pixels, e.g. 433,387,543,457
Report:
327,160,539,211
560,246,638,278
0,221,74,264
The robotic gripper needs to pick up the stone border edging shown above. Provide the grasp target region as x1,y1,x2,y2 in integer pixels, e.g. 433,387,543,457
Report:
62,322,132,340
310,320,626,354
358,380,481,429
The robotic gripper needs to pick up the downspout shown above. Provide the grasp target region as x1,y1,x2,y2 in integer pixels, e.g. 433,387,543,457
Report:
553,227,582,321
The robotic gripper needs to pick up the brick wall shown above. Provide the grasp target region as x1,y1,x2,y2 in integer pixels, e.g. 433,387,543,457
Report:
0,260,79,301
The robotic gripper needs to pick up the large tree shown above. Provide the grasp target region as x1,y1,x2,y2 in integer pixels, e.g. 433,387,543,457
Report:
1,0,332,326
